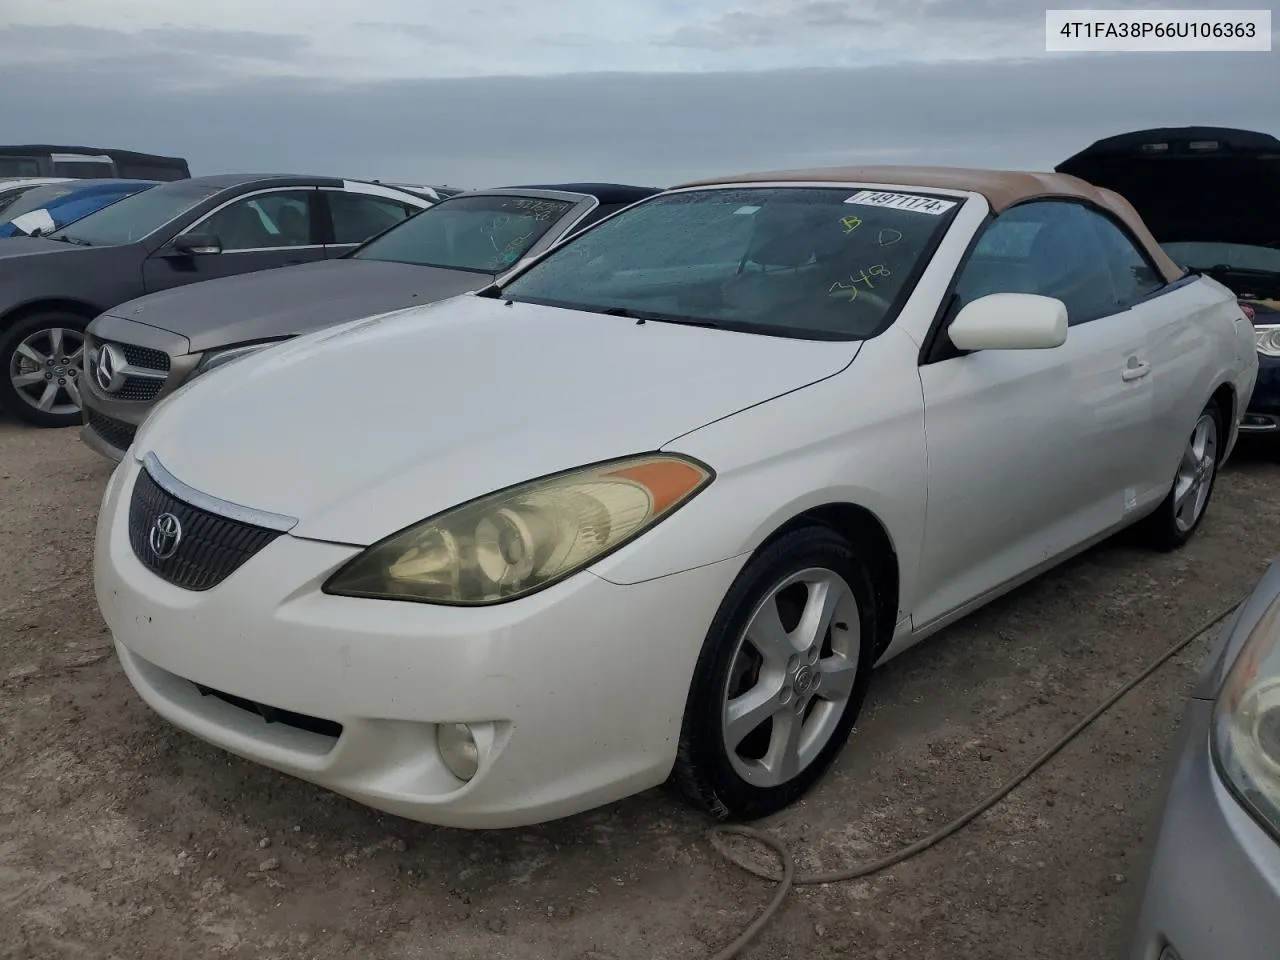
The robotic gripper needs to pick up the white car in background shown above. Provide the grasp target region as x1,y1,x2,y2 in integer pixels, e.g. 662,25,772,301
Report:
94,165,1257,828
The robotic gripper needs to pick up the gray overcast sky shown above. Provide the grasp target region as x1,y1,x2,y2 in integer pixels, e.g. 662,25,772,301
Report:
1,0,1275,188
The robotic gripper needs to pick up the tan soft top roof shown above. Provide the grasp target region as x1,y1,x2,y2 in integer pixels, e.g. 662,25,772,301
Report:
674,164,1183,282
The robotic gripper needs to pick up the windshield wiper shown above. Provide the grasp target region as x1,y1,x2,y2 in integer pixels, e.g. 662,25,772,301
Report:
598,306,726,329
1207,263,1280,278
48,234,92,246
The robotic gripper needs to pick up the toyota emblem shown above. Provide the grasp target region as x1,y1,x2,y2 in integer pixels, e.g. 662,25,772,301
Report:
148,512,183,560
94,343,127,394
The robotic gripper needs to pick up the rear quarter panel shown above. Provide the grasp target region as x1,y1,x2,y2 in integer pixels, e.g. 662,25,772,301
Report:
1144,275,1255,475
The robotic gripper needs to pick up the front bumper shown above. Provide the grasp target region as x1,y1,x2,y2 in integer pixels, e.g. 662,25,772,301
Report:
1240,353,1280,434
95,456,744,829
1127,696,1280,960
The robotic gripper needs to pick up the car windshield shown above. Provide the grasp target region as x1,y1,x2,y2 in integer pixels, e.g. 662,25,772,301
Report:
49,181,222,246
1163,241,1280,276
0,183,150,231
499,187,960,339
351,193,574,273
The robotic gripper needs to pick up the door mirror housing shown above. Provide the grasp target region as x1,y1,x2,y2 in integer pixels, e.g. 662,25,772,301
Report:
166,233,222,256
948,292,1068,351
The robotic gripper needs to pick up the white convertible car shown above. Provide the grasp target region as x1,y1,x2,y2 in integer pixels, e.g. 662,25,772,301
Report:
94,166,1258,828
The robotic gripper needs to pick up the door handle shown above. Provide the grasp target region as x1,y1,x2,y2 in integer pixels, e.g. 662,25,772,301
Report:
1121,360,1151,381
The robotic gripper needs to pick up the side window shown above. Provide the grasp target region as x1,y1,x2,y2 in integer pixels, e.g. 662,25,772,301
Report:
52,158,116,178
1085,209,1165,304
187,189,314,251
951,200,1121,328
328,192,416,245
0,158,42,177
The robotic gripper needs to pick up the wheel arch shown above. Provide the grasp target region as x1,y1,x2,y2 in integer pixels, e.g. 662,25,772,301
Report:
1209,380,1236,461
754,501,901,658
0,297,103,331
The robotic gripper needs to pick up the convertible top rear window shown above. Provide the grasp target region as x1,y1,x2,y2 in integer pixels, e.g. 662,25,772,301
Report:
499,186,960,340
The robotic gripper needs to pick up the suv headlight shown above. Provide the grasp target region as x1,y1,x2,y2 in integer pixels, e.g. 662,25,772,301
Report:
1256,325,1280,358
323,453,713,605
1212,593,1280,838
192,340,287,378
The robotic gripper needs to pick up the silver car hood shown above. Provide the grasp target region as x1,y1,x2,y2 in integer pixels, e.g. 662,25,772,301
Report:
104,258,496,353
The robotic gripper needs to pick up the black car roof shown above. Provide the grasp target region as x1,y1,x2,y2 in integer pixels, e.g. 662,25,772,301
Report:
1056,126,1280,249
0,144,188,164
1058,126,1280,163
500,183,662,205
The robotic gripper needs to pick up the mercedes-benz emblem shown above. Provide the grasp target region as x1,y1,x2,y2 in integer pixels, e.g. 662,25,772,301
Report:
148,512,183,560
93,343,127,394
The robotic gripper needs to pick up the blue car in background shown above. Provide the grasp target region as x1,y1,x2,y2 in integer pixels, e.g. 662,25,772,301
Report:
0,178,156,238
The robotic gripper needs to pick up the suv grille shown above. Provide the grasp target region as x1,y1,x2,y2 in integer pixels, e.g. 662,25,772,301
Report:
86,409,137,452
127,467,282,591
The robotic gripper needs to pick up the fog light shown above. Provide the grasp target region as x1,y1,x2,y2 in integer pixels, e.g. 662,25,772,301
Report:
437,722,479,781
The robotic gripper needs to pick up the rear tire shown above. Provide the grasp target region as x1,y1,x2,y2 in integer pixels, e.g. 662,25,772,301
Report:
1139,398,1223,551
669,525,878,821
0,311,88,428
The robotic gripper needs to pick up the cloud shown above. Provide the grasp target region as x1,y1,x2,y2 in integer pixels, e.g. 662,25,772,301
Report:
0,2,703,78
6,0,1270,79
1,46,1274,189
0,23,318,81
657,0,1263,63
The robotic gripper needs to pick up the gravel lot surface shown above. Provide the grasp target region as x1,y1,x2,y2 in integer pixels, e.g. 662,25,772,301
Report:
2,419,1277,960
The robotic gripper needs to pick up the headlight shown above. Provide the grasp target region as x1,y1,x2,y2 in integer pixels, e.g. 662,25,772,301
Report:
192,340,287,378
323,453,713,605
1212,592,1280,838
1256,324,1280,358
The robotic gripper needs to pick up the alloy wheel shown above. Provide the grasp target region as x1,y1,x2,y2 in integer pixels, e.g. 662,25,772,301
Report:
1173,412,1218,534
8,326,85,417
720,567,862,788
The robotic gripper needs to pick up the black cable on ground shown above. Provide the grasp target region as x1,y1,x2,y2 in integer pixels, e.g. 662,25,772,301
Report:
704,598,1245,960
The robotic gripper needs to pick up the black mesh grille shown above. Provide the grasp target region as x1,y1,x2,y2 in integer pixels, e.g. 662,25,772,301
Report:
127,468,282,591
120,343,171,372
116,376,165,401
86,409,137,451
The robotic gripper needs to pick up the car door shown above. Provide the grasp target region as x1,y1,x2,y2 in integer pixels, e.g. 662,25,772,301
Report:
141,187,325,293
1087,211,1225,497
911,200,1155,629
319,189,421,258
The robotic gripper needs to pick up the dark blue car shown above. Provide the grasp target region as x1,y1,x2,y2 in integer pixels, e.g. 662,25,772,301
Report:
0,178,156,238
1058,126,1280,440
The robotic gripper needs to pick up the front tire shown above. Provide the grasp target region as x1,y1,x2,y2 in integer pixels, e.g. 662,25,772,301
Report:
670,525,878,821
0,311,88,428
1140,399,1223,550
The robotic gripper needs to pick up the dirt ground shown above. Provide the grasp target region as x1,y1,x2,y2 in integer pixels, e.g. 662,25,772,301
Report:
2,418,1278,960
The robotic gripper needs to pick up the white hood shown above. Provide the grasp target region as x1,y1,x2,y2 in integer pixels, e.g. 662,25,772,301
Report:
134,295,859,545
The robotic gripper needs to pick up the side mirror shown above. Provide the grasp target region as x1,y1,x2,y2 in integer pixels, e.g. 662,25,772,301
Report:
948,292,1068,351
166,233,222,256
